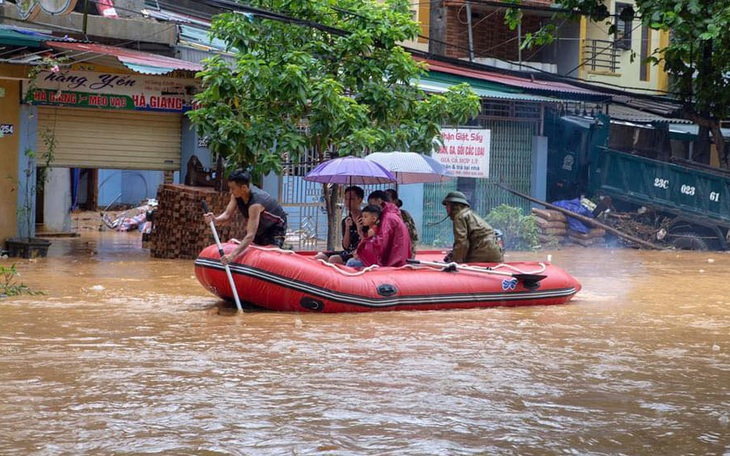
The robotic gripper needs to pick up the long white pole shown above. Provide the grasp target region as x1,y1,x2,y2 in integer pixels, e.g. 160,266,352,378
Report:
202,200,243,313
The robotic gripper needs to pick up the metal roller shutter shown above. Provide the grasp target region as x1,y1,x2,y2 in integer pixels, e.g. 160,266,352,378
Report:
37,107,181,170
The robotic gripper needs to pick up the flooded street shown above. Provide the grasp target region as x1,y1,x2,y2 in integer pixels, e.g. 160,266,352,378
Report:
1,231,729,455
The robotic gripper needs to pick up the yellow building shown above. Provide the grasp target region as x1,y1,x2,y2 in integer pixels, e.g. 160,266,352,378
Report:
579,1,669,95
0,74,22,242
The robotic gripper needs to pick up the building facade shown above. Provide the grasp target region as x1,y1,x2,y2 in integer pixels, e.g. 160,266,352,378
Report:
0,1,208,242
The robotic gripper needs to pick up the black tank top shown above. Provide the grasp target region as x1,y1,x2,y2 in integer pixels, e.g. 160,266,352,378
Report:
235,186,287,235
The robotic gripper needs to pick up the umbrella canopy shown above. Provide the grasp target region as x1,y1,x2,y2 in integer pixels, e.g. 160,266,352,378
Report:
304,156,396,185
365,151,454,184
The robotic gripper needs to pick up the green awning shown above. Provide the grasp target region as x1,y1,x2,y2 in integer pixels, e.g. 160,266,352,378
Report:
0,27,51,47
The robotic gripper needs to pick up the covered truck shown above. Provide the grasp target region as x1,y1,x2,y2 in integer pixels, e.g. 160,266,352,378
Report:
547,113,730,250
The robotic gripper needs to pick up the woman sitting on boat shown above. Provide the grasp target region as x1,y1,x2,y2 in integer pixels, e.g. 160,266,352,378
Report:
315,186,365,264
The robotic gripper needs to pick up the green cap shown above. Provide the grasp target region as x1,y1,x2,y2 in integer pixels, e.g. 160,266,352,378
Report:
442,191,470,207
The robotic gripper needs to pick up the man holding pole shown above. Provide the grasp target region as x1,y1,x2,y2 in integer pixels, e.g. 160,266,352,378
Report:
203,169,288,265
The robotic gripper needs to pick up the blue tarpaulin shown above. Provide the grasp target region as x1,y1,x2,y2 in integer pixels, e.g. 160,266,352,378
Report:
552,198,593,233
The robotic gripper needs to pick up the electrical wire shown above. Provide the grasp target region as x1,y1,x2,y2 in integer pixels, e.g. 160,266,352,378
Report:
2,0,679,101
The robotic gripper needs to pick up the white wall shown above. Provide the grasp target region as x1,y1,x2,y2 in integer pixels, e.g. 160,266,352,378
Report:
43,167,72,232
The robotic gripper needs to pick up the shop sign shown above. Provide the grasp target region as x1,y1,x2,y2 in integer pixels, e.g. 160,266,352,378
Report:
26,69,197,113
433,128,491,178
32,89,135,110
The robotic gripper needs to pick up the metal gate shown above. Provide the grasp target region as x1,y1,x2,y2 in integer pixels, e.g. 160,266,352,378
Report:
421,114,540,247
279,152,331,251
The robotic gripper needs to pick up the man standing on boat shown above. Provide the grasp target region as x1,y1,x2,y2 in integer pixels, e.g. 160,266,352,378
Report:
203,169,288,265
442,191,503,263
356,190,411,267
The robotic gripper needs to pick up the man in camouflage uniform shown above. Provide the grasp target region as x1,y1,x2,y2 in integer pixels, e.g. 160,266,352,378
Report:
442,191,503,263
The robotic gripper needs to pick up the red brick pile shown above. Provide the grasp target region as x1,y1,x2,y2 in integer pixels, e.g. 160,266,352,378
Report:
149,184,244,259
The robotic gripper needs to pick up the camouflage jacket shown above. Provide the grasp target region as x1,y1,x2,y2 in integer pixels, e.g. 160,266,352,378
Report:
400,209,418,258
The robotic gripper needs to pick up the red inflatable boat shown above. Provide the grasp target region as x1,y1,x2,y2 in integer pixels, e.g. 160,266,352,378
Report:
194,243,582,313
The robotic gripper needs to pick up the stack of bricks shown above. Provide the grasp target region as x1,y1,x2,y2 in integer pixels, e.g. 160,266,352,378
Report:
149,184,244,260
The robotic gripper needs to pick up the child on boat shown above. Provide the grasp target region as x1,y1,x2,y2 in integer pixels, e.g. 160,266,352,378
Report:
345,204,382,268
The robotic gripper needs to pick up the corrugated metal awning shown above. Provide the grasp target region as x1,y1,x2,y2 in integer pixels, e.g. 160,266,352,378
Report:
561,115,596,130
666,124,730,141
605,103,691,124
177,25,236,65
611,94,682,118
179,25,229,52
417,57,611,102
418,77,558,103
48,42,203,75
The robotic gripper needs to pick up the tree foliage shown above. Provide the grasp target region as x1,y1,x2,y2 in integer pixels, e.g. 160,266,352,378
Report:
485,204,540,251
507,0,730,167
188,0,481,178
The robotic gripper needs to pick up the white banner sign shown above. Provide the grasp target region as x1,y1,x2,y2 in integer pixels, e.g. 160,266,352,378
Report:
433,128,491,178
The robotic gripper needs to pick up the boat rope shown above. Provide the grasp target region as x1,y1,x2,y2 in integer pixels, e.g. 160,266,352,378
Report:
409,259,548,277
252,245,296,255
490,262,547,275
315,260,380,276
425,214,450,227
251,244,381,276
450,262,547,276
249,244,547,276
239,245,545,276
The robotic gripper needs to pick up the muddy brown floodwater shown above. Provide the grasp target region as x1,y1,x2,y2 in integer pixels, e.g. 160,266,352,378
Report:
1,231,728,455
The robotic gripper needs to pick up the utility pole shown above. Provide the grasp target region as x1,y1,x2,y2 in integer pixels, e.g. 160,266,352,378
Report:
429,0,447,56
82,0,89,35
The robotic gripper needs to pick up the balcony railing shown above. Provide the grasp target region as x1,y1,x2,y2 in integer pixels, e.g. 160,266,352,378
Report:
583,39,622,73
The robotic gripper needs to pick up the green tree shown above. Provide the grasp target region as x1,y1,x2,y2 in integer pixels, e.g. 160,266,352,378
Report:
507,0,730,167
188,0,480,248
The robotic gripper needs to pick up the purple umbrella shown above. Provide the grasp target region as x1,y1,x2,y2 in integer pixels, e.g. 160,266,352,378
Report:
304,156,396,185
